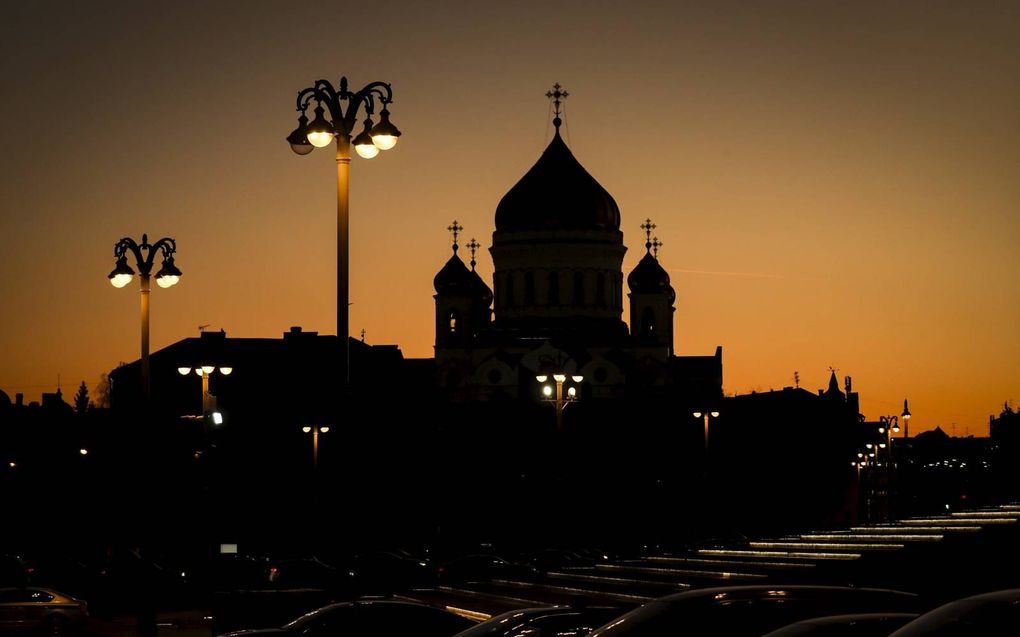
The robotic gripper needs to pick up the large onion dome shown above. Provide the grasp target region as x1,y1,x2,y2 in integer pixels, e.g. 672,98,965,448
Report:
494,132,620,232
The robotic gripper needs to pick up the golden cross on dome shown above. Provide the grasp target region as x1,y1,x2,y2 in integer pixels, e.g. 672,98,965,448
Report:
447,220,463,252
640,218,656,252
652,237,662,259
466,238,480,270
546,83,569,131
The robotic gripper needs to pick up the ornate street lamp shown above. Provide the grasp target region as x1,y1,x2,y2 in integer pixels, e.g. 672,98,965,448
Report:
536,373,584,432
108,234,181,399
287,76,401,389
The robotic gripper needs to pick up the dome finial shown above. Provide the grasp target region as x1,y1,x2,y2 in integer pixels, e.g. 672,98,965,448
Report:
546,83,569,132
466,238,480,271
447,220,463,253
640,218,657,253
651,236,662,260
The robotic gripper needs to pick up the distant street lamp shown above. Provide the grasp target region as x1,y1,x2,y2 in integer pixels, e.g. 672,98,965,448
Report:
177,365,233,421
536,373,584,432
693,410,720,449
287,76,401,389
302,425,331,469
878,415,900,465
108,234,182,400
902,399,911,439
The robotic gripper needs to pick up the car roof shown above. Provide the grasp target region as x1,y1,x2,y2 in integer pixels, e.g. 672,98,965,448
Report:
656,585,918,603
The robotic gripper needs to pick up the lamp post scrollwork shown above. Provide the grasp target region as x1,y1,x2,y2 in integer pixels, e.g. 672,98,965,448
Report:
108,234,182,400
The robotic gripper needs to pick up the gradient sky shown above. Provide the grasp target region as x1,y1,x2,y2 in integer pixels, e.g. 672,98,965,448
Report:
1,1,1017,435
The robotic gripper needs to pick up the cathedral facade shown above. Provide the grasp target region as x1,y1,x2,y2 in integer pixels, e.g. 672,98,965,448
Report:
432,102,721,406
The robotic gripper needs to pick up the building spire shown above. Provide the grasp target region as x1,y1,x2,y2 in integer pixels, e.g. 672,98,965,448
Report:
447,220,463,254
466,238,480,271
640,218,656,253
651,236,662,260
546,83,569,132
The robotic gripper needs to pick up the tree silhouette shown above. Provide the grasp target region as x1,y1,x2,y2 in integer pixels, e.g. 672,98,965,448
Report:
74,381,90,414
93,373,112,409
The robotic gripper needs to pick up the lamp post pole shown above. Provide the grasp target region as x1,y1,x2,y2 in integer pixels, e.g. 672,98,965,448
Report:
902,399,911,439
109,234,182,400
287,77,401,390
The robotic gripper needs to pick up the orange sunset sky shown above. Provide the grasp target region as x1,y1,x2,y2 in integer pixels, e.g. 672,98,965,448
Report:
0,1,1017,435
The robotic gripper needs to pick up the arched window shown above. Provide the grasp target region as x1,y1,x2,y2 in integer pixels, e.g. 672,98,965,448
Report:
642,307,656,336
595,273,606,307
573,271,585,306
448,310,459,334
524,272,535,306
547,272,559,306
494,274,503,310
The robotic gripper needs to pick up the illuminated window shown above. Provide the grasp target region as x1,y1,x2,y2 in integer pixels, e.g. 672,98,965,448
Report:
448,311,458,334
642,307,656,335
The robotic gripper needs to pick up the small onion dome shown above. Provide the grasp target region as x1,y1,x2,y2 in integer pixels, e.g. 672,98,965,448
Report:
628,252,675,301
495,132,620,232
469,270,494,305
434,253,475,295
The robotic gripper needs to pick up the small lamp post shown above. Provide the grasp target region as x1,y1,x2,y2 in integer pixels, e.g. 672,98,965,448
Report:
536,373,584,432
177,365,233,420
109,234,181,399
302,425,331,469
693,410,720,449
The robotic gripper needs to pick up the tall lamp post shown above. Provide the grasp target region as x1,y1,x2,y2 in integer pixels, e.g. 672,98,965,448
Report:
302,425,330,470
108,234,182,400
286,76,401,389
177,365,233,421
536,374,583,432
902,399,911,438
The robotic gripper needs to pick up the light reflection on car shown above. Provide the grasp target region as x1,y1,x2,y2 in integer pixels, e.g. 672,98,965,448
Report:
0,587,88,635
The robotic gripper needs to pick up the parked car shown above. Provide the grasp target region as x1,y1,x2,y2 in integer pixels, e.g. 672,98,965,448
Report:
218,599,478,637
437,554,539,585
453,606,625,637
267,557,354,593
888,588,1020,636
0,587,88,635
351,550,433,593
761,612,920,637
587,585,921,637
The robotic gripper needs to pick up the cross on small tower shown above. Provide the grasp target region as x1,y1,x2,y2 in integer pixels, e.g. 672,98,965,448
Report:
447,220,463,252
360,329,366,342
546,83,569,131
640,218,656,252
651,237,662,259
466,238,480,271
